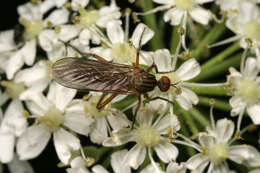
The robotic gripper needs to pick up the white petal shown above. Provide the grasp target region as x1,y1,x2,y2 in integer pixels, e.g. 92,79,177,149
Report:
229,145,256,164
154,140,178,162
229,96,246,116
139,51,154,66
176,88,198,110
106,21,124,44
164,8,184,26
243,57,259,78
195,0,214,4
14,61,49,92
92,165,109,173
153,0,174,4
17,125,50,160
186,153,209,172
215,119,234,142
247,104,260,124
90,117,108,144
20,91,51,115
103,128,133,146
53,128,81,164
111,150,131,173
131,23,154,48
107,111,130,130
189,6,211,25
71,0,89,10
154,49,173,72
57,25,80,42
0,30,16,52
47,82,76,111
176,58,200,81
64,100,94,135
17,2,42,21
44,7,69,26
166,162,186,173
1,100,27,136
155,114,180,133
0,132,15,163
8,156,34,173
198,133,215,148
53,0,67,7
125,145,146,169
213,163,229,173
6,52,24,80
236,145,260,167
40,0,55,14
21,39,36,65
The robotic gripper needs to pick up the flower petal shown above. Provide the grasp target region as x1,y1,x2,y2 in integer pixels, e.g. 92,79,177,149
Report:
154,49,173,72
189,6,211,25
154,140,178,162
195,0,214,3
21,39,36,66
215,118,234,142
64,100,94,135
0,30,16,52
164,8,184,26
198,133,215,148
176,87,198,110
44,7,69,26
229,96,246,116
186,153,209,172
71,0,89,11
153,0,174,4
57,25,80,42
17,125,51,160
103,128,133,146
243,57,259,78
229,145,256,164
90,117,108,144
92,165,109,173
53,128,81,164
125,145,146,169
176,58,200,81
247,104,260,125
111,150,131,173
0,132,15,163
6,52,24,80
131,23,154,48
8,156,34,173
106,21,124,44
47,82,76,111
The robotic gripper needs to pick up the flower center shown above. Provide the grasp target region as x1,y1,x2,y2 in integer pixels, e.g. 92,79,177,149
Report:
19,18,45,41
208,142,229,165
78,8,99,27
84,96,110,118
38,106,64,132
1,81,26,99
111,42,136,64
242,21,260,40
175,0,195,11
237,78,260,106
134,125,160,147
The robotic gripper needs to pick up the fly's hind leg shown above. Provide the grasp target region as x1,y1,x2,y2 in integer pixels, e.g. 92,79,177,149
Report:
96,93,118,110
131,94,141,129
144,93,174,105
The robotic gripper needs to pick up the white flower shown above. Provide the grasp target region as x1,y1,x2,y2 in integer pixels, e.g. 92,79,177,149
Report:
93,22,154,65
0,100,27,163
103,103,179,170
16,82,93,164
92,150,131,173
84,92,129,144
153,49,200,110
228,57,260,124
152,0,213,25
66,156,90,173
140,162,186,173
186,118,256,173
216,0,260,11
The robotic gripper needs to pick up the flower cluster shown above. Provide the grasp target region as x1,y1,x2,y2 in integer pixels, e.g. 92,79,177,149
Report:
0,0,260,173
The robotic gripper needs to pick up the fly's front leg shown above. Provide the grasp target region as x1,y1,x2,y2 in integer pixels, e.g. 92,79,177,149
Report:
144,93,174,105
132,94,141,129
82,53,108,62
96,93,118,110
135,28,146,67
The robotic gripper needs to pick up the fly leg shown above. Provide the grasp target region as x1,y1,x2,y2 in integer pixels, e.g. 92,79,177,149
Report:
146,63,175,74
144,93,174,105
132,94,141,129
96,93,118,110
135,28,146,67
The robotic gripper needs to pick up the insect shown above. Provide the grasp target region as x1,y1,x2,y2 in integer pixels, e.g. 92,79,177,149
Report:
52,32,179,127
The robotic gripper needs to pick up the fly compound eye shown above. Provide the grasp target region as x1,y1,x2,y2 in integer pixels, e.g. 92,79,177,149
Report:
158,76,170,92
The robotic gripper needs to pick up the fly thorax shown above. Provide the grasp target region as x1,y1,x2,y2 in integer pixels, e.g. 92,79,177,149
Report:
111,42,136,64
242,21,260,41
38,106,64,132
1,81,27,99
207,142,229,165
19,18,45,41
134,125,160,147
175,0,195,11
76,8,99,27
236,78,260,106
84,96,110,118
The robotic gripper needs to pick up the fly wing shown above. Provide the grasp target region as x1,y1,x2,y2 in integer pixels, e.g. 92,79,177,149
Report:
52,57,134,93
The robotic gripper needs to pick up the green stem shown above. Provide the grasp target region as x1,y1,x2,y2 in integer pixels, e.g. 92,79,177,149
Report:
170,26,180,54
198,96,231,111
191,53,241,82
201,42,241,71
189,108,210,127
192,22,226,59
140,0,164,49
186,85,228,96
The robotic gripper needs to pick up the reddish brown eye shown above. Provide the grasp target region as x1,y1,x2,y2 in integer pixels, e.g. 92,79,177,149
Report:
158,76,170,92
